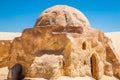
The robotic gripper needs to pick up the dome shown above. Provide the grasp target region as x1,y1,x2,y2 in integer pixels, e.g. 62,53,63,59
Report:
34,5,90,27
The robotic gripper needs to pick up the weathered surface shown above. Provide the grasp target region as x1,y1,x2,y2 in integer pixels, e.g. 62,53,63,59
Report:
0,40,11,67
8,26,71,79
5,25,119,79
106,41,120,78
27,55,64,79
0,5,120,80
104,62,113,76
35,5,90,27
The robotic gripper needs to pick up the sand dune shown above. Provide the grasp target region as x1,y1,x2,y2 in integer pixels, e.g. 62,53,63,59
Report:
0,32,119,80
0,32,21,40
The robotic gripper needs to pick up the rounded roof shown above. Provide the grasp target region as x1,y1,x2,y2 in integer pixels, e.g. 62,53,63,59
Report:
34,5,90,27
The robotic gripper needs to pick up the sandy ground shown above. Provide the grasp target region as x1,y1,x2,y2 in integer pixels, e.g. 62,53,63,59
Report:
0,32,21,40
0,32,120,80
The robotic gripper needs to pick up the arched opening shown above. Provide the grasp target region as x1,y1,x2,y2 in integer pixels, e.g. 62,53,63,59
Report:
82,41,86,50
90,54,99,79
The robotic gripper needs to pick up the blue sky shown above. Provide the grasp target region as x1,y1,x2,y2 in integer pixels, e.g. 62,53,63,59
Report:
0,0,120,32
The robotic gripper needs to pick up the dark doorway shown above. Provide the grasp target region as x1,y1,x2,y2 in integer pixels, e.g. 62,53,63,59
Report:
91,54,99,79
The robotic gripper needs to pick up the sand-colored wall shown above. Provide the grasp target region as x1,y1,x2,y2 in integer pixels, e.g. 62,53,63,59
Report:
105,32,120,58
0,32,119,56
0,32,119,80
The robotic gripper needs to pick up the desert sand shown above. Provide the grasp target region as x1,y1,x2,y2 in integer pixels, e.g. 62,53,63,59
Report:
105,32,120,58
0,32,119,80
0,32,21,40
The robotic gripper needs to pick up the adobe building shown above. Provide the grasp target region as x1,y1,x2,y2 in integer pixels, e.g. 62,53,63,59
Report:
0,5,120,80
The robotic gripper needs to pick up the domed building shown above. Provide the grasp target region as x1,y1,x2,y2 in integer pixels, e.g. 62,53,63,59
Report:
34,5,90,27
0,5,120,80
